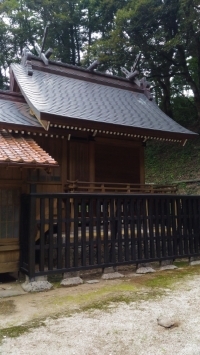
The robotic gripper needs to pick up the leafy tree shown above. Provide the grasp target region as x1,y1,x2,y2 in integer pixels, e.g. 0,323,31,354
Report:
109,0,200,120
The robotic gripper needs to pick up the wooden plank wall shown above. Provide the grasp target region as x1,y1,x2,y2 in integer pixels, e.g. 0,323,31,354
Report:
0,135,144,274
95,139,144,184
69,140,90,181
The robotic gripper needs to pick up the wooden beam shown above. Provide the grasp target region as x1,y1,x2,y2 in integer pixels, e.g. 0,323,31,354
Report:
40,112,195,141
95,137,142,147
31,59,143,93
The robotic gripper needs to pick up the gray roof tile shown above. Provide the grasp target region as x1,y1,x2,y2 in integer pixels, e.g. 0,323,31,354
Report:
11,63,196,137
0,97,41,127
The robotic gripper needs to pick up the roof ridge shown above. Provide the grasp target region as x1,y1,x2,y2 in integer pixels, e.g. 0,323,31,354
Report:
20,53,144,87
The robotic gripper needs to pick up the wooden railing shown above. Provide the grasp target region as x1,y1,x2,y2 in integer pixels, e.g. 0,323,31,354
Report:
64,180,177,194
20,193,200,278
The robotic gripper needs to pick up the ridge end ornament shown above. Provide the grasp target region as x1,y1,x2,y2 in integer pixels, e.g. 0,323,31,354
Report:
34,23,53,66
121,51,141,86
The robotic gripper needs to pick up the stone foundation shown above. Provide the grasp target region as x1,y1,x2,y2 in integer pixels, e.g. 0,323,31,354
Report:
21,274,53,292
136,263,156,274
159,259,177,271
102,267,124,279
61,271,83,287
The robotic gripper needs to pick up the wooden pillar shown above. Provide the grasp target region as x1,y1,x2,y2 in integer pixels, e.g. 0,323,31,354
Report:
139,145,145,185
89,140,95,186
61,138,68,189
22,168,29,194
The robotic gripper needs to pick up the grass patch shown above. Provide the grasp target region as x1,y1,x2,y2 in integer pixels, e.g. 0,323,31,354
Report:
174,260,189,268
49,282,138,308
0,321,46,343
81,288,164,312
143,265,200,289
48,274,63,289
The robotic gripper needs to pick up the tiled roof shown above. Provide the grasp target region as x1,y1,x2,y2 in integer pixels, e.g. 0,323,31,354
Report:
0,130,58,167
11,63,197,139
0,96,42,128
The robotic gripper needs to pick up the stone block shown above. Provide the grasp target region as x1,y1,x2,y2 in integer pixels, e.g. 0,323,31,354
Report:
86,280,100,284
102,272,124,280
21,281,53,292
189,256,200,265
159,259,177,271
136,266,156,274
60,277,83,287
160,265,178,271
190,260,200,266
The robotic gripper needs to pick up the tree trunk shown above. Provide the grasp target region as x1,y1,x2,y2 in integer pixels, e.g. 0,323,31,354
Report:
177,44,200,122
158,78,173,118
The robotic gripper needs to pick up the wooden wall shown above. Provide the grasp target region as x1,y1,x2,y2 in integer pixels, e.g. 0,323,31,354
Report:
0,135,144,274
69,141,89,181
95,138,144,184
33,136,145,186
0,180,23,274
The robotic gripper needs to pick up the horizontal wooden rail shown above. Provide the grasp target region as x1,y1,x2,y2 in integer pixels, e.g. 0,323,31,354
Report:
64,180,177,194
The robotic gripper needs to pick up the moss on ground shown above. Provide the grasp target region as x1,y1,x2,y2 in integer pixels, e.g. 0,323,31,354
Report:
0,321,46,343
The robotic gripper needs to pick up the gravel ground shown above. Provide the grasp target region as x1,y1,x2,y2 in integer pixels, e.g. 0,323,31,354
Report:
1,274,200,355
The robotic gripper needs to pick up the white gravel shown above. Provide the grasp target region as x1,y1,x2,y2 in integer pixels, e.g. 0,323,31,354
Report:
1,275,200,355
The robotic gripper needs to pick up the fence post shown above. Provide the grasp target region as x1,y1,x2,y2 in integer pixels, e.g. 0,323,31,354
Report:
19,194,29,271
28,195,36,280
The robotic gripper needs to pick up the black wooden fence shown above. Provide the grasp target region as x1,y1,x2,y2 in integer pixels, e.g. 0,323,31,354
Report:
20,193,200,278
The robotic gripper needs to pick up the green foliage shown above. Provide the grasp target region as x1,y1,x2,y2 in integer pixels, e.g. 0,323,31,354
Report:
145,137,200,186
171,96,198,126
0,0,199,124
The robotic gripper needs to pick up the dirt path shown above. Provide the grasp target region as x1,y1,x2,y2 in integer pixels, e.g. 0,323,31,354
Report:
1,265,200,354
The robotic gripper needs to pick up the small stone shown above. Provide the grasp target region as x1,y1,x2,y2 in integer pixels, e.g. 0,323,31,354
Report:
160,265,178,271
190,260,200,266
60,277,83,287
21,281,53,292
86,280,100,284
136,267,155,274
157,316,176,328
102,272,124,280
